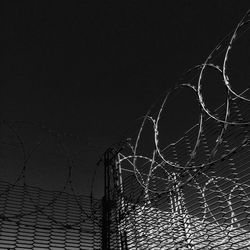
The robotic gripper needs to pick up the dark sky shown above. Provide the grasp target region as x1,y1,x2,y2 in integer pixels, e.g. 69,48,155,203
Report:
1,1,250,197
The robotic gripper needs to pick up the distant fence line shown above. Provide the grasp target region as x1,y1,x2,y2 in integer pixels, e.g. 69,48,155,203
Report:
0,180,102,249
0,120,103,249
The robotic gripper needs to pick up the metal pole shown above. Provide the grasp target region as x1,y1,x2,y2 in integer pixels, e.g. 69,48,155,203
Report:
102,149,111,250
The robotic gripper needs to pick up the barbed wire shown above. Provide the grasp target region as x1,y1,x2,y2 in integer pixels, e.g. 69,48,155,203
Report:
0,119,102,233
1,8,250,250
117,8,250,195
113,8,250,249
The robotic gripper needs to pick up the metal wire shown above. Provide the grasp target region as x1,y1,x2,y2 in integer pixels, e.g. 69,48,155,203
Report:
0,8,250,250
0,120,103,249
110,9,250,249
0,180,102,249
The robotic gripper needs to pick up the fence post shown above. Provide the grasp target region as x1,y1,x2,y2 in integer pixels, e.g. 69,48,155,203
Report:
102,147,126,249
102,149,111,250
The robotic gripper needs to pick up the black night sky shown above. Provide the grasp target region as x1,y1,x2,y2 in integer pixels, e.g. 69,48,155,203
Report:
1,1,250,197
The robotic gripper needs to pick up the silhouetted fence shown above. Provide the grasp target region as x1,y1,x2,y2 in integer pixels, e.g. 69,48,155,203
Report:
1,8,250,250
0,180,102,249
